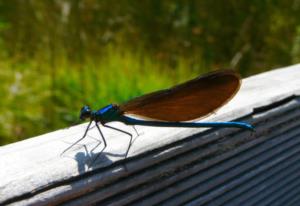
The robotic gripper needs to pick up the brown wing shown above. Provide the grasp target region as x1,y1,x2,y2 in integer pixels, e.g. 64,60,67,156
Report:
119,70,241,121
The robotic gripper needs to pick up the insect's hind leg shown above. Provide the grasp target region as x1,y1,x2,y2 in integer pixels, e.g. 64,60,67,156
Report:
61,120,93,156
132,125,140,136
103,124,133,158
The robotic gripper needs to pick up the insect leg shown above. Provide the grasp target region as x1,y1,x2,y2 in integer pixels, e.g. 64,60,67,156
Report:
89,122,108,166
61,120,93,156
95,122,107,149
132,125,140,136
103,124,133,158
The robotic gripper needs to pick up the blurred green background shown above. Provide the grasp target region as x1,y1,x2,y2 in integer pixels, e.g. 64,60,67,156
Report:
0,0,300,145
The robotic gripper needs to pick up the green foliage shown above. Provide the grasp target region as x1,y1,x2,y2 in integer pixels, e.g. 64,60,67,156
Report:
0,0,300,144
292,26,300,63
0,45,202,144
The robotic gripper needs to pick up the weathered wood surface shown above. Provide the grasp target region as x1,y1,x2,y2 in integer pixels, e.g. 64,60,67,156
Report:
0,64,300,205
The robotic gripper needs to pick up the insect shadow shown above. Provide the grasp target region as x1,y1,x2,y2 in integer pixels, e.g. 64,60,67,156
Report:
61,121,140,167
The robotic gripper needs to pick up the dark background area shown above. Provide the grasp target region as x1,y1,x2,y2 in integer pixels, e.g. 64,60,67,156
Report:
0,0,300,144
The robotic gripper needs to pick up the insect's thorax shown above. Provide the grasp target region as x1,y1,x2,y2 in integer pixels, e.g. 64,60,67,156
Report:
94,104,122,123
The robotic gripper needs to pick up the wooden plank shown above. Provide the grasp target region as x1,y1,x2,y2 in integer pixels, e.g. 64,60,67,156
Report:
211,157,300,206
0,64,300,205
141,123,300,206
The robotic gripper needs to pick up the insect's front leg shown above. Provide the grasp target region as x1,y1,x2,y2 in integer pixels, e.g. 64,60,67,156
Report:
61,120,93,156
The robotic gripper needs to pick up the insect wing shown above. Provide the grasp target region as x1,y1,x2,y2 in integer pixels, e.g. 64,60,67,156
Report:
119,70,241,121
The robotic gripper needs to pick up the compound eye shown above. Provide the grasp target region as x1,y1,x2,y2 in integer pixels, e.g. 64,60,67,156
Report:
80,105,91,120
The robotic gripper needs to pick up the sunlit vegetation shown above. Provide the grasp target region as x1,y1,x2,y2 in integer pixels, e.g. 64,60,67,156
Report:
0,1,300,144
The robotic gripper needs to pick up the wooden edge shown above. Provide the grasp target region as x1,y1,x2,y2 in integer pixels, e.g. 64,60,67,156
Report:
0,64,300,205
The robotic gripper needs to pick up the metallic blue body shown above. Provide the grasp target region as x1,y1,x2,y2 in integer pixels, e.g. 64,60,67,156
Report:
81,104,254,130
69,104,254,164
98,104,114,114
119,115,254,131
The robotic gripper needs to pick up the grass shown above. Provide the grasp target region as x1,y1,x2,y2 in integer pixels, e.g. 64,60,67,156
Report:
0,46,208,145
